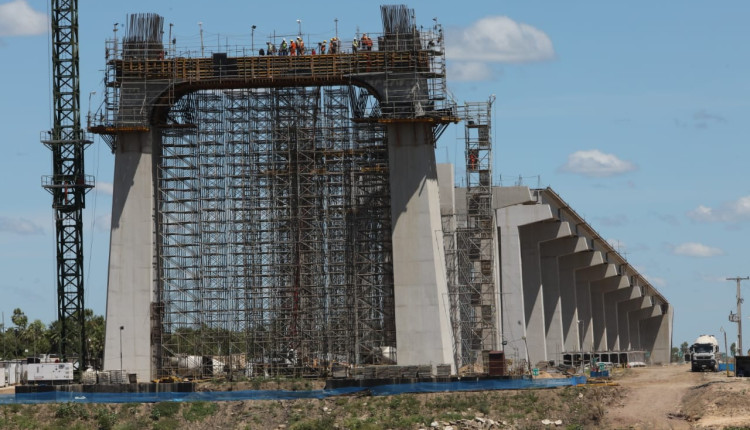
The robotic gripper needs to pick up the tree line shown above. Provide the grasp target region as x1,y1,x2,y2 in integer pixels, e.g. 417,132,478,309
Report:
0,308,104,369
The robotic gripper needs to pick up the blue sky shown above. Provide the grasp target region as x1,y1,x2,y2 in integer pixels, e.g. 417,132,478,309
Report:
1,0,749,352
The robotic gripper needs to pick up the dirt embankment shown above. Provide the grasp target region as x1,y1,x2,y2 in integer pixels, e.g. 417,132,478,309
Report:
605,364,750,429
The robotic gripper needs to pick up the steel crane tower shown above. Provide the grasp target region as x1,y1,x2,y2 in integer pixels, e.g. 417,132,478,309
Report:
41,0,93,367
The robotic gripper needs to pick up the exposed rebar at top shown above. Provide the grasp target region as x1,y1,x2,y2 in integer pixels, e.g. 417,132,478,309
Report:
380,4,414,35
124,13,164,58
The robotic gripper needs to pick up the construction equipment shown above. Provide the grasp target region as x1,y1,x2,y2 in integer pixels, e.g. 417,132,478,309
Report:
41,0,94,369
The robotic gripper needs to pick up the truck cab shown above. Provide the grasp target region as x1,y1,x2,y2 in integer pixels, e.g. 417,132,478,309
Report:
687,334,719,372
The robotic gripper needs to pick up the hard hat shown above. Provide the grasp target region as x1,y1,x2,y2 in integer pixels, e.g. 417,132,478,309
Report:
324,40,327,42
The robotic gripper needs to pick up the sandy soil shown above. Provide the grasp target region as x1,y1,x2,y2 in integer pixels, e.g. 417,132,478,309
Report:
605,364,750,429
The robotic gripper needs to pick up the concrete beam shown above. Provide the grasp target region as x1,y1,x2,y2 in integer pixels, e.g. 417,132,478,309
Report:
496,203,555,365
558,250,600,353
518,220,572,365
539,235,588,363
387,123,454,369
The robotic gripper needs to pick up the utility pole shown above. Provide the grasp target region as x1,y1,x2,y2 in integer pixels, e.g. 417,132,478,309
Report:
728,276,749,355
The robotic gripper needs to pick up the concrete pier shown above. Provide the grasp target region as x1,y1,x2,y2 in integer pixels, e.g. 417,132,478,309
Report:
387,123,454,370
103,131,157,381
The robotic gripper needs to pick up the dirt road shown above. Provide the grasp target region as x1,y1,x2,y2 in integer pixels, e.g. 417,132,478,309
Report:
604,364,750,429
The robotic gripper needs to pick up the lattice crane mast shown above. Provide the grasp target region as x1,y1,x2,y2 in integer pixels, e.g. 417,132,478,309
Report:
41,0,93,368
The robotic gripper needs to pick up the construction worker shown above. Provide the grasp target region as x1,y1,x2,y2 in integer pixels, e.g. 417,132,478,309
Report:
297,37,305,55
352,38,359,53
280,38,288,55
290,39,297,56
468,150,478,170
321,40,327,54
361,33,372,51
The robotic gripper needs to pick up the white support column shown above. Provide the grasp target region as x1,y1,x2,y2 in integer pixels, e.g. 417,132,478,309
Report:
590,275,630,351
557,251,600,353
617,295,650,351
539,236,588,364
103,130,156,382
496,204,554,365
387,123,454,370
575,263,615,353
518,221,571,364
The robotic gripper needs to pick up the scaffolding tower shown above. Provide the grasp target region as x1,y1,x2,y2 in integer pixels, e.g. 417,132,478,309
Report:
154,86,394,377
446,99,497,371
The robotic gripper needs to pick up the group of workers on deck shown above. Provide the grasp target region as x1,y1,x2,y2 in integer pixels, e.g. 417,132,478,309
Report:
260,33,373,56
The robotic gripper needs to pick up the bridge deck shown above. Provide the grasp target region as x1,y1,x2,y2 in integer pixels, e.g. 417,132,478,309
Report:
111,50,441,85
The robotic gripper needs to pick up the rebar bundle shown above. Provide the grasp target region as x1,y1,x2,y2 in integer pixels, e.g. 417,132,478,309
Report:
123,13,164,58
380,4,414,35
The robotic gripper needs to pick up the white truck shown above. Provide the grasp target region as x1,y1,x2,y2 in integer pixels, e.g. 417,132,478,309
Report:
686,334,719,372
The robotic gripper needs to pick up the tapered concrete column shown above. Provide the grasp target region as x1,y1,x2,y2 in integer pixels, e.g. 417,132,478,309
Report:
387,123,453,369
497,204,554,364
103,130,157,381
628,304,660,351
638,303,672,364
590,275,630,351
575,263,615,352
539,235,588,363
603,285,639,350
518,221,571,364
558,250,599,352
616,295,650,350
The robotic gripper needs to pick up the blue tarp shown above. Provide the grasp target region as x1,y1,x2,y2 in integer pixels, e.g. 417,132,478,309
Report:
718,363,735,371
0,376,586,405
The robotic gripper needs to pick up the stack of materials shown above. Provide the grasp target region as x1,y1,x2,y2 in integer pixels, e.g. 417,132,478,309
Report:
435,364,451,378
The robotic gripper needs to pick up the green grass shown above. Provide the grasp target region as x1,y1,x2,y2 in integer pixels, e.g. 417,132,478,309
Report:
151,417,180,430
150,402,180,421
182,401,218,422
288,417,335,430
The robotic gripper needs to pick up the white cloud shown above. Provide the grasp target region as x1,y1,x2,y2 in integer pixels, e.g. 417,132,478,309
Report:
559,149,637,177
0,215,44,235
673,242,723,257
95,181,114,196
688,196,750,224
447,61,494,81
0,0,48,37
445,16,555,63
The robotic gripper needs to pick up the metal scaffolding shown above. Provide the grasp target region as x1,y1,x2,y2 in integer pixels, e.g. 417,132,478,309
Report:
154,86,394,377
444,99,498,372
91,5,458,379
